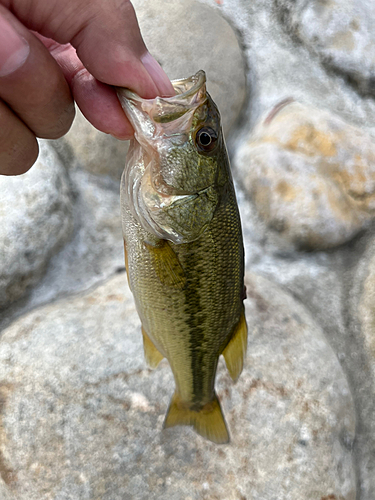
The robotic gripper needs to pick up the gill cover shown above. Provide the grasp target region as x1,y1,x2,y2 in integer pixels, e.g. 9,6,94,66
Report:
117,71,221,244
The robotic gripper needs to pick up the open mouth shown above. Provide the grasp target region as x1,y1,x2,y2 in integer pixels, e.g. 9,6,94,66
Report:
116,71,207,128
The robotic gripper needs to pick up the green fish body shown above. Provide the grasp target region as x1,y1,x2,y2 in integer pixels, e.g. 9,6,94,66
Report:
117,71,247,444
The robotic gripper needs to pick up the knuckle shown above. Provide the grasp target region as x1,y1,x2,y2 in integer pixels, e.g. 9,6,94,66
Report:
39,101,76,140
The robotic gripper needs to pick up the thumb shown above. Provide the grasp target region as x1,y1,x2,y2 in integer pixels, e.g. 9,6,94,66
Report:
4,0,173,98
69,0,173,97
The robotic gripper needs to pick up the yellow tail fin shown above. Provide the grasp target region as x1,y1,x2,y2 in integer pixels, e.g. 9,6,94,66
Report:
163,392,229,444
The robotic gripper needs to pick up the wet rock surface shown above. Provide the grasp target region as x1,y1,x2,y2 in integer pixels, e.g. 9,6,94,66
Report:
0,273,356,500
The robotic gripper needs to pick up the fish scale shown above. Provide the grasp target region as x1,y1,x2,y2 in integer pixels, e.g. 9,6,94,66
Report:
118,71,247,443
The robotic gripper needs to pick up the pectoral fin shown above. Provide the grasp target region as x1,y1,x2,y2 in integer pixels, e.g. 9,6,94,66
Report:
222,309,248,382
144,240,186,290
163,391,229,444
142,326,164,369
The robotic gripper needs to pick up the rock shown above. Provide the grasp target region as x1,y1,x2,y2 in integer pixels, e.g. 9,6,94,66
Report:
53,107,129,181
349,234,375,496
0,482,15,500
131,0,247,136
217,0,375,137
234,99,375,250
0,141,74,309
359,248,375,373
276,0,375,95
359,254,375,374
0,272,356,499
0,168,125,333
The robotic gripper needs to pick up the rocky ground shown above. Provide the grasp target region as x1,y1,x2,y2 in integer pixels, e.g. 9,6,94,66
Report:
1,0,375,498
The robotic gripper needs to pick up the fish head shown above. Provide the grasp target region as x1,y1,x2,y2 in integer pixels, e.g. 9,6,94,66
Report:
118,71,228,244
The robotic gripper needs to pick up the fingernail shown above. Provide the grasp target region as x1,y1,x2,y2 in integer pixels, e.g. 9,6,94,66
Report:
0,15,30,77
141,53,175,97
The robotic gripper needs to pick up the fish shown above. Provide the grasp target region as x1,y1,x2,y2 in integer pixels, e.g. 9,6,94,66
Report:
117,70,247,444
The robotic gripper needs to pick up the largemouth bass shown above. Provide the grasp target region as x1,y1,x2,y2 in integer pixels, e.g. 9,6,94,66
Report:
117,71,247,444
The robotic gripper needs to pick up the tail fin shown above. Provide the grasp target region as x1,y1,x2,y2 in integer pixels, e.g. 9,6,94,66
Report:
163,392,229,444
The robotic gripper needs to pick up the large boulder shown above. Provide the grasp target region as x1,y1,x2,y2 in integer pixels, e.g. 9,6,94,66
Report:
0,141,74,309
132,0,247,136
235,100,375,249
0,272,356,499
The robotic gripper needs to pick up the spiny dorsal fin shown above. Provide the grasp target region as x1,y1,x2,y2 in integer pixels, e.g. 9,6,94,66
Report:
222,309,248,382
142,326,164,369
144,240,186,290
163,391,229,444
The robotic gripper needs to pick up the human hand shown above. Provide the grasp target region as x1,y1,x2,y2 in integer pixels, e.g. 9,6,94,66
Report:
0,0,174,175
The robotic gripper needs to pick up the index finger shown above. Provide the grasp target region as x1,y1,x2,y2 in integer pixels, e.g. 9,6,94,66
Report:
4,0,174,98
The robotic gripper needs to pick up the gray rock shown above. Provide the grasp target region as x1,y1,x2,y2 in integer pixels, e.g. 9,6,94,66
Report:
348,231,375,497
0,480,15,500
0,168,125,333
216,0,375,137
54,108,129,181
0,272,356,499
234,100,375,250
276,0,375,95
359,245,375,375
132,0,247,136
0,141,74,309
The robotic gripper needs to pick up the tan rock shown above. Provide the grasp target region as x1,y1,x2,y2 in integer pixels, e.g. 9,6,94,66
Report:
235,100,375,249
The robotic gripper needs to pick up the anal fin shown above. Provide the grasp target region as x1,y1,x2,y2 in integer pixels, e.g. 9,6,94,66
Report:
163,391,229,444
142,326,164,369
144,240,186,290
222,309,248,382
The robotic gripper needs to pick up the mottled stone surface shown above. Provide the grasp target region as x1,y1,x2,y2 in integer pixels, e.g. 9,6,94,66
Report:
54,108,129,181
0,168,124,334
359,245,375,376
217,0,375,135
132,0,247,136
0,273,356,499
276,0,375,95
235,100,375,249
0,141,73,308
345,233,375,497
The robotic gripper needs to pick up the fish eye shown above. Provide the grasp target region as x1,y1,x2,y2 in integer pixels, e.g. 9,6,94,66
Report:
195,127,218,152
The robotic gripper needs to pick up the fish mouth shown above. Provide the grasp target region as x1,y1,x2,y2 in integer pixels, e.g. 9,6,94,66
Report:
116,71,207,137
